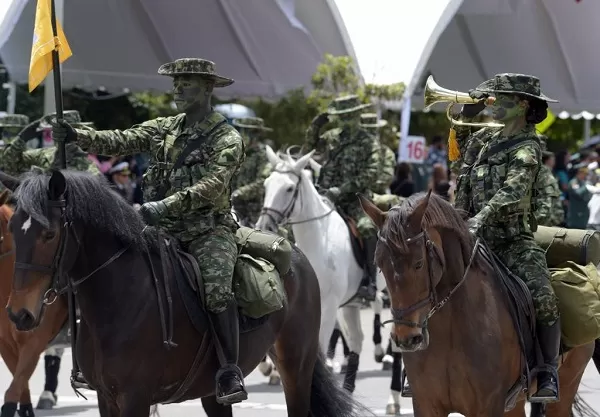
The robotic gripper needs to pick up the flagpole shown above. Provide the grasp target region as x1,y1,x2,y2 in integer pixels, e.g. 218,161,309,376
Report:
49,0,66,170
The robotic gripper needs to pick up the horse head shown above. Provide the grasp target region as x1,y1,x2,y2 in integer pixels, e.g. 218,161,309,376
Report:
359,191,474,352
254,145,316,233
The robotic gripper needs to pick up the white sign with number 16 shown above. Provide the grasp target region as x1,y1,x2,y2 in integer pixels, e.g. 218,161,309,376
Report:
398,135,426,164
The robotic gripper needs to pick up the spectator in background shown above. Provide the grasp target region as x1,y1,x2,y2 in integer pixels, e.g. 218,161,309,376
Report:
89,154,118,173
391,162,415,198
429,163,451,201
425,135,447,170
108,161,141,208
566,164,592,229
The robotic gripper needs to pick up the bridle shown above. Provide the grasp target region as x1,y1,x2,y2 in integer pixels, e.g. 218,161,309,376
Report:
13,197,129,305
259,168,334,227
379,224,479,329
0,209,15,262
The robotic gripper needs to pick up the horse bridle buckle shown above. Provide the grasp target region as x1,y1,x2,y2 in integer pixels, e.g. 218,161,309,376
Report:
43,288,59,305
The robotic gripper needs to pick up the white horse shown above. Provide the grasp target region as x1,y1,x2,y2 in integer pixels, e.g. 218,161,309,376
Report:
255,146,386,392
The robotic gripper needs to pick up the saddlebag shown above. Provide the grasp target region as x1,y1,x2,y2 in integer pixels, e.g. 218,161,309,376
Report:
534,226,600,268
235,226,292,275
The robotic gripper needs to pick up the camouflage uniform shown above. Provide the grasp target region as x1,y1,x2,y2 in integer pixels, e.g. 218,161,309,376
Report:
535,162,564,227
230,117,273,226
2,110,99,176
360,113,400,209
315,95,381,300
0,114,29,150
454,73,560,403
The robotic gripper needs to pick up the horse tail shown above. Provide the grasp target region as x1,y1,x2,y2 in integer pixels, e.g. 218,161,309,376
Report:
572,392,600,417
593,338,600,375
309,352,374,417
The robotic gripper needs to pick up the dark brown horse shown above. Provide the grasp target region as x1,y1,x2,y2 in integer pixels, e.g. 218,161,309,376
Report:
1,169,371,417
358,191,597,417
0,189,68,417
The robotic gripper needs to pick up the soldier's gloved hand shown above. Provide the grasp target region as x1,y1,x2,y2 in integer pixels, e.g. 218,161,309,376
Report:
17,119,42,141
311,113,330,128
467,217,483,237
51,120,77,143
324,187,341,202
461,90,490,118
139,201,167,226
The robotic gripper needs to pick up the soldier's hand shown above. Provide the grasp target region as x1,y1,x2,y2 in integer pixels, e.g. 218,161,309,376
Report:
17,119,42,142
461,90,491,118
467,217,482,237
139,201,167,226
51,119,77,143
312,113,330,128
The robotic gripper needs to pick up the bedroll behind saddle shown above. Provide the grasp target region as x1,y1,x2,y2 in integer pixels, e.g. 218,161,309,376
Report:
550,262,600,348
233,227,292,319
534,226,600,268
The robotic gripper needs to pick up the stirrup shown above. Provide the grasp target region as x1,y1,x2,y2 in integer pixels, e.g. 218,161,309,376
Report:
215,365,248,405
401,369,412,397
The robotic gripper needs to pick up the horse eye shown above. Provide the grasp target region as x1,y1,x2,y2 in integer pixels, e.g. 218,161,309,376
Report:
42,230,56,241
415,260,424,270
286,186,294,193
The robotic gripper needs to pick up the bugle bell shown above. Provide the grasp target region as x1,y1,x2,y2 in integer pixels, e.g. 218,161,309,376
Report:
423,75,503,128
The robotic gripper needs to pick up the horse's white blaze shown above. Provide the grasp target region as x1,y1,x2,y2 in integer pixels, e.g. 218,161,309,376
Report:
22,216,32,233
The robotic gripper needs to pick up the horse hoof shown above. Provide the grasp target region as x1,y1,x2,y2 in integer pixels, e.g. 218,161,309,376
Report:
258,362,273,377
340,364,348,373
268,375,281,385
374,353,384,363
386,403,401,415
382,360,393,371
17,403,34,417
0,403,18,417
325,358,336,371
36,391,56,410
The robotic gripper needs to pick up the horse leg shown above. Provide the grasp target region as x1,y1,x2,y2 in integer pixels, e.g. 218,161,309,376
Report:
504,403,527,417
337,305,363,393
320,299,339,371
257,355,273,376
340,332,350,373
116,394,150,417
201,396,233,417
546,342,595,417
9,343,44,417
0,341,19,417
327,327,341,360
382,337,394,371
17,387,33,417
386,352,402,415
97,393,119,417
36,347,62,410
371,292,384,363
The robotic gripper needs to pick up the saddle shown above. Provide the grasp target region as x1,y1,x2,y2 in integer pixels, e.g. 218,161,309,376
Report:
341,214,365,269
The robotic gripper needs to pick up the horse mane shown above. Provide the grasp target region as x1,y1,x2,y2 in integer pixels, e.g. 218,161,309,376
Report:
383,192,473,264
270,158,334,208
14,170,151,252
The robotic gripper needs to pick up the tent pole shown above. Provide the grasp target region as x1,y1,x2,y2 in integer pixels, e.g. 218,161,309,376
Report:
584,118,591,145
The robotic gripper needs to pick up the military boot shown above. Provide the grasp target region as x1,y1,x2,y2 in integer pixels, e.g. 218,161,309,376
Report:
209,303,248,405
356,235,378,301
530,319,561,403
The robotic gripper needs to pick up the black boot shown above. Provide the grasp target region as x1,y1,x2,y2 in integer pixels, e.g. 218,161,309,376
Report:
530,319,561,403
356,236,377,302
401,368,412,397
209,303,248,406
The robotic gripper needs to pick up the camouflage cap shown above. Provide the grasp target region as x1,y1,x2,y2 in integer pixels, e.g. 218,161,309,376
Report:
0,114,29,127
232,117,273,132
360,113,388,129
158,58,234,88
474,73,558,103
327,95,372,115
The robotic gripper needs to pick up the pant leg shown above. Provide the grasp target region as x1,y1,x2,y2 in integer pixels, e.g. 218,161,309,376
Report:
492,236,559,326
188,225,238,314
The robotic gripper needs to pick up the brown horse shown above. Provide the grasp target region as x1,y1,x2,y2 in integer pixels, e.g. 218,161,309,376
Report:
1,169,371,417
0,189,68,417
358,191,597,417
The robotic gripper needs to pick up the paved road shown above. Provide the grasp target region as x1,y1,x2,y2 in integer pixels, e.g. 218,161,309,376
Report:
1,309,599,416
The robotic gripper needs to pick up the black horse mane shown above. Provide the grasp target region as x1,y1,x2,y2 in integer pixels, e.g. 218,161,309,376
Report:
382,192,473,264
15,170,153,251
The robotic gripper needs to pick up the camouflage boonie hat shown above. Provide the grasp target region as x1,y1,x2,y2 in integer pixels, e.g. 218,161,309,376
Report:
232,117,273,132
360,113,388,129
41,110,94,128
0,114,29,127
474,73,558,103
327,95,372,115
158,58,234,88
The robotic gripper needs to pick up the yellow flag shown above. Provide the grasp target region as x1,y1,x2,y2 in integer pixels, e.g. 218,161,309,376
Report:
536,108,556,134
28,0,72,92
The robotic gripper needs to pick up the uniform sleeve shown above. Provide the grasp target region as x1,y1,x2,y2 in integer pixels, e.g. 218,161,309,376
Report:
474,143,539,224
161,132,244,212
2,138,46,175
381,147,396,185
339,136,381,194
534,174,553,226
234,161,272,201
75,118,163,156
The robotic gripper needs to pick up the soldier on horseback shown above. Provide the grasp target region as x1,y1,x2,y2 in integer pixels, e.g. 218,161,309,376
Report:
309,95,381,301
454,73,561,403
51,58,248,405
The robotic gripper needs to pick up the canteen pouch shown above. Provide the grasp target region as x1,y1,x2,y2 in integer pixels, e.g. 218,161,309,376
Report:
233,254,286,319
549,261,600,348
236,226,292,275
534,226,600,268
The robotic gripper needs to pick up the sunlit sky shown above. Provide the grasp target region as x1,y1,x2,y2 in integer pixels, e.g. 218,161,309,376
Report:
333,0,453,85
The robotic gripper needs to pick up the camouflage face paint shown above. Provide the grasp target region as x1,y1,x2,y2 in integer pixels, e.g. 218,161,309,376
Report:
489,94,526,122
239,128,261,146
172,75,213,113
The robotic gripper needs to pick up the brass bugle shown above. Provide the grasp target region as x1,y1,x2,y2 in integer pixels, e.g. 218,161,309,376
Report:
423,75,503,128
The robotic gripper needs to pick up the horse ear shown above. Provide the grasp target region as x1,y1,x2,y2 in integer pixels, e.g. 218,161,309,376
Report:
48,170,66,200
358,193,387,229
265,145,282,167
292,149,316,172
308,158,321,177
410,189,432,227
0,190,10,206
0,170,20,192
